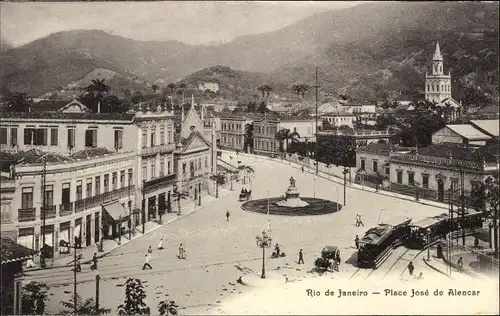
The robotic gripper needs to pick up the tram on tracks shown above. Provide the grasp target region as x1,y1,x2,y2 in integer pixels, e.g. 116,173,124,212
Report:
357,216,412,269
405,209,483,249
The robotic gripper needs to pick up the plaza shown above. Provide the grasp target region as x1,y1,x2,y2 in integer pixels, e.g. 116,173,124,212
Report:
25,152,478,314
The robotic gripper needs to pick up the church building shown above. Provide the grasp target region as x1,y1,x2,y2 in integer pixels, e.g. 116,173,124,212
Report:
425,42,462,121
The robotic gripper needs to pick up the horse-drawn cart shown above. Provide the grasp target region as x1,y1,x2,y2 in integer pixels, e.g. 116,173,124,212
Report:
315,245,341,273
239,189,252,201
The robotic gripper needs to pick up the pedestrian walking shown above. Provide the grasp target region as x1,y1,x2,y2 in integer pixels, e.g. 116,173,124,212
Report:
178,243,186,259
157,238,164,250
148,245,152,254
91,253,98,270
457,256,463,271
142,253,152,270
407,262,414,276
301,166,304,173
474,235,479,248
266,219,272,232
436,244,443,258
354,235,360,249
226,210,230,221
358,215,364,227
298,249,304,264
354,214,360,227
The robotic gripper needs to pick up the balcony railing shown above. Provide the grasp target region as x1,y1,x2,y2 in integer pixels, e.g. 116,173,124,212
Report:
83,185,135,210
18,208,36,222
75,199,85,212
42,205,57,219
140,143,176,156
59,202,74,216
144,174,176,193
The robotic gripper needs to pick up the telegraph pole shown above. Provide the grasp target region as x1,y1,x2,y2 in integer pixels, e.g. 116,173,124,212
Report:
41,156,47,268
460,168,466,246
142,180,146,234
314,67,320,175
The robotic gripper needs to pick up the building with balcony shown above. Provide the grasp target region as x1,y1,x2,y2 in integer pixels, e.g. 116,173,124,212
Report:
134,103,177,220
0,148,136,259
219,114,260,152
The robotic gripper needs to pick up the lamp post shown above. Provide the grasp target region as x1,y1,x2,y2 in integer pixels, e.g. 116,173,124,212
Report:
342,167,349,206
377,209,386,225
313,177,316,198
256,230,272,279
427,228,431,261
142,180,146,234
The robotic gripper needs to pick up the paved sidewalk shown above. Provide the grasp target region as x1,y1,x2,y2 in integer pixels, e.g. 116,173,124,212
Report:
221,151,449,211
26,187,232,272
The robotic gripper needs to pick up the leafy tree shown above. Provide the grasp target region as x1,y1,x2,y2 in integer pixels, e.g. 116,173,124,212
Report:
172,186,189,214
470,181,487,212
245,101,257,113
131,91,144,104
4,92,32,112
220,106,232,114
257,101,268,113
158,298,178,316
151,84,159,95
299,84,310,98
167,83,177,96
59,293,110,315
238,165,255,184
117,278,150,316
22,281,49,315
292,84,301,100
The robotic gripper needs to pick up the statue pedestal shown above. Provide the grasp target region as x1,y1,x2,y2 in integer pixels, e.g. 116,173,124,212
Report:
277,185,309,208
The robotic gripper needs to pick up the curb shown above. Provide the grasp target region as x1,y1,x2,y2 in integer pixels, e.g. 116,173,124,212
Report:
223,151,448,210
422,258,453,279
26,193,231,272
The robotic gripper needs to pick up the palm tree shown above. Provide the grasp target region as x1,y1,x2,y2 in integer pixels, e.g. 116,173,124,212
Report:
292,84,301,100
152,84,159,95
167,83,177,100
275,128,290,153
243,123,254,153
172,186,189,215
86,79,109,113
263,85,273,100
210,173,226,198
237,165,255,185
178,83,187,103
299,84,310,98
257,85,266,100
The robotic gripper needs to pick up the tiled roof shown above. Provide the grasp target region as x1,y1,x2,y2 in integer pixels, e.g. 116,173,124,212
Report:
0,151,17,171
470,120,499,137
322,111,355,116
0,111,135,121
18,150,72,164
1,237,37,264
358,143,411,156
409,143,498,163
71,147,115,160
445,124,491,140
33,100,69,111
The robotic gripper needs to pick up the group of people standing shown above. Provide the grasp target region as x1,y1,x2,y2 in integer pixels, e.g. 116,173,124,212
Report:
142,238,187,270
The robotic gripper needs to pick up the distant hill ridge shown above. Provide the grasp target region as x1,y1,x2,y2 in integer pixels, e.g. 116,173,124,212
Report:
0,2,498,103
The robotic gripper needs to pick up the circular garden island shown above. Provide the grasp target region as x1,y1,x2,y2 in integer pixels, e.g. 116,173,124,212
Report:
242,197,342,216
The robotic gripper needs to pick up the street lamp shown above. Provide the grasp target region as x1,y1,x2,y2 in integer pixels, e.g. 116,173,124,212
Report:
426,228,431,261
313,177,316,198
256,230,272,279
377,209,386,224
342,167,349,206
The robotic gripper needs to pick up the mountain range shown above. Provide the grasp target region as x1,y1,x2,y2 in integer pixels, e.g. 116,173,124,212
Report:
0,1,498,103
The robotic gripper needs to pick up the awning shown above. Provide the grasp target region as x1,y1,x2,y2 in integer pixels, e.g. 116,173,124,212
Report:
102,201,128,222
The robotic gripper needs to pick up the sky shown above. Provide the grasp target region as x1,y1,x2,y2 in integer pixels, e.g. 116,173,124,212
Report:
0,1,362,47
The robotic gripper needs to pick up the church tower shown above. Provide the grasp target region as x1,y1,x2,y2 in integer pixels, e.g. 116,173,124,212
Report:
425,42,452,103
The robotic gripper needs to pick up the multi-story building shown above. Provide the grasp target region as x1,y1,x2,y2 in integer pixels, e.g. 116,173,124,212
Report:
253,115,321,156
317,129,392,148
322,112,357,128
0,99,179,257
173,97,217,203
1,148,136,258
219,114,259,152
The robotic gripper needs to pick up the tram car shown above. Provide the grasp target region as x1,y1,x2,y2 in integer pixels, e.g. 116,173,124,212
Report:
405,209,483,249
405,213,449,249
357,216,412,269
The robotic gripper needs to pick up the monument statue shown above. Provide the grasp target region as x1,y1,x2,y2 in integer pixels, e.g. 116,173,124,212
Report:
289,176,296,188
